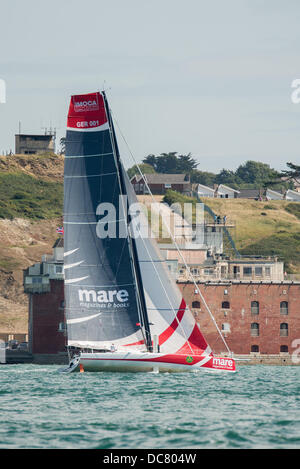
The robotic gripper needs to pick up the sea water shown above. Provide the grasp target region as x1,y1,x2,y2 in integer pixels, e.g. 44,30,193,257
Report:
0,364,299,449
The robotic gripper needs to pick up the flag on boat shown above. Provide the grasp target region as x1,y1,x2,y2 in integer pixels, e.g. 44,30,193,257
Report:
56,226,64,235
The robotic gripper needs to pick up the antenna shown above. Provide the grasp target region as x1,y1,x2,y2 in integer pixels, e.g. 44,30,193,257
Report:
41,123,60,153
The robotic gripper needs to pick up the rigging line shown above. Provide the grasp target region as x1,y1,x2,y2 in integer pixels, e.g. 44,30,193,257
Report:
110,109,231,355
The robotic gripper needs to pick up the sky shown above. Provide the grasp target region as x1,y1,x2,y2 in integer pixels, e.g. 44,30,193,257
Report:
0,0,300,172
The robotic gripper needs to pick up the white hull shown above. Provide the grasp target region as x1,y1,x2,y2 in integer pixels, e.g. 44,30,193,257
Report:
59,351,236,374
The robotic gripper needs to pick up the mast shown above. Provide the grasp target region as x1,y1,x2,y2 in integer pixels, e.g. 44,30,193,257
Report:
102,91,153,352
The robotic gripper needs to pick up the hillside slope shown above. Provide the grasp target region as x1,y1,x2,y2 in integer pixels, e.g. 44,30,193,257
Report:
0,154,63,333
202,198,300,273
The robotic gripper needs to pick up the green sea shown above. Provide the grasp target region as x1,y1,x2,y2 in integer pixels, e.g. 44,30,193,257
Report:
0,364,299,449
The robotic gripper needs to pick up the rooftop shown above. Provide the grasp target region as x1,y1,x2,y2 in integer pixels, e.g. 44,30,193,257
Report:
132,173,190,184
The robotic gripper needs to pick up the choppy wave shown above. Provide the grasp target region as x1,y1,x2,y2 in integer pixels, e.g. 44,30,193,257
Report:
0,364,299,449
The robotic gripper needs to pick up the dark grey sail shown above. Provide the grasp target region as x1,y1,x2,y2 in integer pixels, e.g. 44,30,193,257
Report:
64,92,145,350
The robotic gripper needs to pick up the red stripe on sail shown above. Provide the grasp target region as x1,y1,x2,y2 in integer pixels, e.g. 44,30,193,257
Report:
158,298,186,346
123,298,186,348
175,323,210,355
67,92,108,130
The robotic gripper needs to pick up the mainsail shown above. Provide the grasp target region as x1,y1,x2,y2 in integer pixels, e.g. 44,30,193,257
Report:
64,90,212,357
64,92,146,349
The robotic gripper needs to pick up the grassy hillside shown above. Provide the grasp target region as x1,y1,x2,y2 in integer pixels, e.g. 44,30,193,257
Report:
0,154,64,333
0,154,63,220
202,198,300,273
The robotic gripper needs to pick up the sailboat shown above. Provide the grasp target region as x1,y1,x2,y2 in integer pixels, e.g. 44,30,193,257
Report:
60,91,236,373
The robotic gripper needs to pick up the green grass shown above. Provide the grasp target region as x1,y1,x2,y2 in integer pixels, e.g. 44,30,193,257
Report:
285,202,300,220
163,192,300,273
202,198,300,273
239,231,300,272
0,172,63,220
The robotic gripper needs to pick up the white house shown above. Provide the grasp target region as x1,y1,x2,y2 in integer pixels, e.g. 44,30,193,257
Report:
216,184,240,199
266,189,284,201
285,189,300,202
197,184,215,198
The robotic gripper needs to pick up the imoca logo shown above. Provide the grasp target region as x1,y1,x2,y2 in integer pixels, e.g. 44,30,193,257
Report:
74,98,99,112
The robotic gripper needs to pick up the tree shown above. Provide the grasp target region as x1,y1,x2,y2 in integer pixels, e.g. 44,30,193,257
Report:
235,160,279,185
215,169,241,187
280,162,300,185
142,154,157,170
189,169,216,187
142,152,198,174
127,163,156,179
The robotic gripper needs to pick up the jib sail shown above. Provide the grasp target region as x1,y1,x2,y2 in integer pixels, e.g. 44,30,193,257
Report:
122,168,212,356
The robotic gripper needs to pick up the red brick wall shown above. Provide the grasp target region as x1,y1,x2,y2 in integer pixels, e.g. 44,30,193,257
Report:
31,280,66,354
178,282,300,355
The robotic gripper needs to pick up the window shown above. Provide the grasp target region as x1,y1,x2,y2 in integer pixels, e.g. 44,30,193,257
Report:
243,267,252,277
222,323,230,332
222,301,230,309
280,301,288,315
280,345,289,353
164,183,172,189
251,323,259,337
204,269,214,276
251,301,259,315
56,265,63,274
255,267,263,277
251,345,259,353
280,323,288,337
265,267,271,277
32,277,42,283
58,322,66,332
192,301,200,309
191,268,199,276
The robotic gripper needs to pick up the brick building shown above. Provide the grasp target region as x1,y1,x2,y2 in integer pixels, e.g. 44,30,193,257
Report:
28,279,65,355
23,239,66,362
178,281,300,356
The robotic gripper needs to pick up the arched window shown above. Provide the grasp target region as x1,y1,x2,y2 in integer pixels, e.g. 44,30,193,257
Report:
192,301,201,309
280,345,289,353
251,301,259,315
222,301,230,309
280,301,288,315
251,323,259,337
280,323,288,337
251,345,259,353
